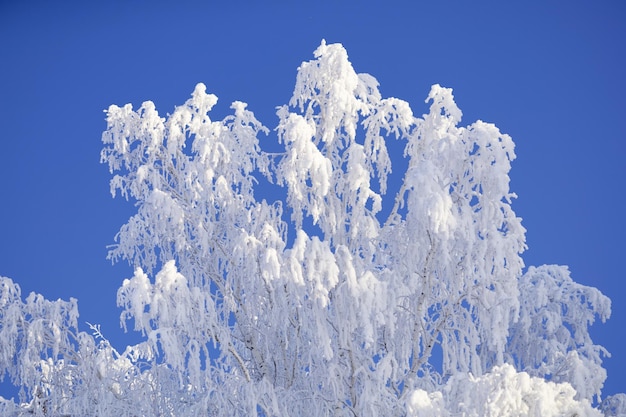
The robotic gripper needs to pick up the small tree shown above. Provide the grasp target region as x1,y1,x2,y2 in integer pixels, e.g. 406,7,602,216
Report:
0,41,620,416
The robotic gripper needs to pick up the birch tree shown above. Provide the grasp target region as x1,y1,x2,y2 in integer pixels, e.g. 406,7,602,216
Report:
0,41,621,417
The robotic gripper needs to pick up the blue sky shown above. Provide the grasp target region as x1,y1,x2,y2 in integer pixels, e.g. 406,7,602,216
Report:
1,0,624,397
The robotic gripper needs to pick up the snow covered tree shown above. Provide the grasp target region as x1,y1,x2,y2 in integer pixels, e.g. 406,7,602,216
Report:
0,41,621,416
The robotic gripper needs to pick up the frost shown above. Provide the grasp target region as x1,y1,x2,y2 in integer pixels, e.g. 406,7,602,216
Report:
0,41,619,416
407,389,444,417
405,364,601,417
508,265,611,401
602,394,626,417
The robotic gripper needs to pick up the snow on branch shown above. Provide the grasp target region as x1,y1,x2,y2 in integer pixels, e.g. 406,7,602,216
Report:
0,41,618,417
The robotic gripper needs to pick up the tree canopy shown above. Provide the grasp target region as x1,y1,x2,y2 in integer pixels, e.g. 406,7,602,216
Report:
0,41,622,417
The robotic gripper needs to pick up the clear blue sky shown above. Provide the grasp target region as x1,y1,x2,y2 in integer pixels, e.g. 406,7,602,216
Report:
1,0,624,397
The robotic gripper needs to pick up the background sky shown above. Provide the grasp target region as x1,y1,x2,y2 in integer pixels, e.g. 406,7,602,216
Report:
1,0,624,398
